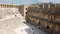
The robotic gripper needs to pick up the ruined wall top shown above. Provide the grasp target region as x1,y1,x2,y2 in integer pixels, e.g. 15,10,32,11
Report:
0,4,19,8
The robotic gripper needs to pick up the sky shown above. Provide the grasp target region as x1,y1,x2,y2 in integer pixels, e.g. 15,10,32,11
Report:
0,0,60,5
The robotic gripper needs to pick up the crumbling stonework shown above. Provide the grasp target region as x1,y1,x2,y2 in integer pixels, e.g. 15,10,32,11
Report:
26,3,60,34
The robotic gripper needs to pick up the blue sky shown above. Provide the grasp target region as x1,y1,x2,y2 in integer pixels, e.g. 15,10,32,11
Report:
0,0,60,4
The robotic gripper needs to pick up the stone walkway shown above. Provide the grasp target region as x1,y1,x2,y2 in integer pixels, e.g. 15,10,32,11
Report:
0,14,48,34
0,10,47,34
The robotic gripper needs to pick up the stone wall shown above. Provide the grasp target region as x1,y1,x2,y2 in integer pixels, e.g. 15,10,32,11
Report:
26,4,60,33
0,4,18,8
19,5,28,17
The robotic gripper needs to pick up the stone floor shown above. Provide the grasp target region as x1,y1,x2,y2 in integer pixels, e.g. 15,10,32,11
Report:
0,13,47,34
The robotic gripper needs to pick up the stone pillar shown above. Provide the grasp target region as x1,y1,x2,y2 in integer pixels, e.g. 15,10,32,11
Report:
43,4,45,8
1,4,2,8
3,4,4,8
24,5,28,17
48,4,50,8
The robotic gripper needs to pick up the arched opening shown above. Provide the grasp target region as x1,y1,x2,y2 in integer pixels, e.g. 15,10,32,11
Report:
26,8,27,10
47,26,49,29
26,12,27,14
23,21,25,23
15,15,17,17
38,22,41,25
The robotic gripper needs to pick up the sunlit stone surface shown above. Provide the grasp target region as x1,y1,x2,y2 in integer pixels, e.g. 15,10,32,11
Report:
0,8,47,34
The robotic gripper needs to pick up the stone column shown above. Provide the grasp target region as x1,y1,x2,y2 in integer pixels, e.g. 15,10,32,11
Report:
48,4,50,8
43,4,45,8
